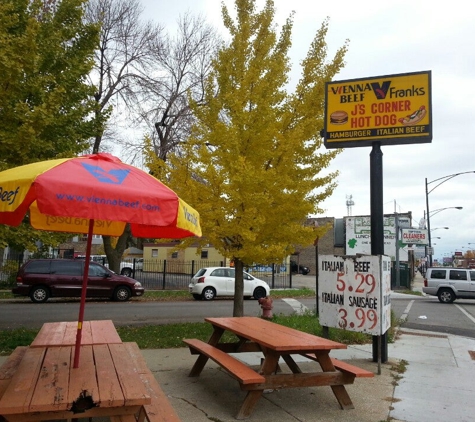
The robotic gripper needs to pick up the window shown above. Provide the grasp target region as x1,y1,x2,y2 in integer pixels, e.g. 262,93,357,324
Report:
152,249,158,258
211,268,226,277
201,250,208,259
25,260,51,274
450,270,467,281
171,251,178,258
51,260,82,276
88,263,107,277
431,270,446,279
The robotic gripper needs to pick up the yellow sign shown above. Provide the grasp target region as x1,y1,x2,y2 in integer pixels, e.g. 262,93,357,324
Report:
323,71,432,148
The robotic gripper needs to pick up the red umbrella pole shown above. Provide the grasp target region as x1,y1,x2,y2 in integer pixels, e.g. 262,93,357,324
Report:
73,219,95,368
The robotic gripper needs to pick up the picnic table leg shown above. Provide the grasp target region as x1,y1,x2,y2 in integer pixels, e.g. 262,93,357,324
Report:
236,352,280,419
188,327,225,377
281,354,301,374
316,352,354,410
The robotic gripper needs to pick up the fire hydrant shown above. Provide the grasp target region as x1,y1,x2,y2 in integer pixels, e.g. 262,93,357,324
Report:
258,296,273,319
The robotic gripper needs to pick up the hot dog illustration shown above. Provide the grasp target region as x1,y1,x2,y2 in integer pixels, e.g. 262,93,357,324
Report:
398,105,426,126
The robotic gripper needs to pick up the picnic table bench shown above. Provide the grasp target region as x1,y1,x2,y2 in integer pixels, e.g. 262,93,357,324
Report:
184,317,374,419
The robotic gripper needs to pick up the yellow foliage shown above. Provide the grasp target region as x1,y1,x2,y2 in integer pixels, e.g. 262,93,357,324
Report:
147,0,347,266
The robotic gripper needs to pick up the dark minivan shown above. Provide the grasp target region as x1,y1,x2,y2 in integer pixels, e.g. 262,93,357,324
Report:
13,259,144,303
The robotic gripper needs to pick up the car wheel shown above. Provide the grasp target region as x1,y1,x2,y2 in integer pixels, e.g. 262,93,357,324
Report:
253,287,267,300
121,268,133,277
192,294,202,300
113,286,131,301
201,287,216,300
438,288,455,304
30,286,50,303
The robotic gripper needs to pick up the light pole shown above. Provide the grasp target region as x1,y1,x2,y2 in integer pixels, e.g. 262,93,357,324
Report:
425,171,474,266
429,207,463,218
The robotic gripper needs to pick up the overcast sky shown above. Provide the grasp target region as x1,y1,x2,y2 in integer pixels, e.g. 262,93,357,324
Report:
140,0,475,262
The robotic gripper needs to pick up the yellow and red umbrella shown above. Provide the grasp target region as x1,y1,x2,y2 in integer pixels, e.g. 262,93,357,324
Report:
0,153,201,366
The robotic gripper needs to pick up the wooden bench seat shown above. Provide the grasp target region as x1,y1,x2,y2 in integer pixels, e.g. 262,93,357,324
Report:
300,353,374,378
330,358,374,378
0,347,28,422
183,339,265,385
123,342,181,422
0,347,28,399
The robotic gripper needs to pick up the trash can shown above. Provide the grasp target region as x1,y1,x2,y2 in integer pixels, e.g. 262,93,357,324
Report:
391,262,410,289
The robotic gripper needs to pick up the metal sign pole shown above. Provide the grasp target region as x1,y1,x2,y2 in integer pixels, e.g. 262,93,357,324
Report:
370,142,388,363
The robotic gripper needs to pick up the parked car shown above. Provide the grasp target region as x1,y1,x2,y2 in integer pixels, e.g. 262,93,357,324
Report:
13,259,145,303
290,260,310,275
119,259,143,277
422,267,475,303
101,258,144,277
189,267,270,300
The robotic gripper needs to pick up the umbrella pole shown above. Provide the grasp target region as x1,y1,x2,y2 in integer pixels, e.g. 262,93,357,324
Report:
73,219,95,368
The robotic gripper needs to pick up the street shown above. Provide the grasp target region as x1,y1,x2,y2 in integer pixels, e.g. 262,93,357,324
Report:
2,290,475,338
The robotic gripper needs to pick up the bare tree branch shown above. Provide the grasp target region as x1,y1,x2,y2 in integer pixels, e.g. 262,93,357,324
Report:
85,0,164,154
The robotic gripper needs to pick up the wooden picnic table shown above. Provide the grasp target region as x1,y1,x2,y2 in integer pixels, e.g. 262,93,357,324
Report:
184,316,374,419
0,320,151,422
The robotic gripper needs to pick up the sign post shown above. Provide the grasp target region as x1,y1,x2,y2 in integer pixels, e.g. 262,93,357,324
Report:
322,70,432,363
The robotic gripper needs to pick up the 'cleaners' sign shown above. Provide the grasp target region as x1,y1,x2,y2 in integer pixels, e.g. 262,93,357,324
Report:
323,70,432,148
400,228,428,245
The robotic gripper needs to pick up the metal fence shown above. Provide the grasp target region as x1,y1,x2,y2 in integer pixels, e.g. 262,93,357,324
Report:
0,257,293,290
120,259,293,290
0,257,23,285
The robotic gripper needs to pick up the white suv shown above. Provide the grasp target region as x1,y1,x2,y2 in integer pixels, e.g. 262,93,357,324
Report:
423,267,475,303
189,267,270,301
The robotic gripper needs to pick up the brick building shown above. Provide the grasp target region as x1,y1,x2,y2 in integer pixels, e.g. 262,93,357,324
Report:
292,217,344,275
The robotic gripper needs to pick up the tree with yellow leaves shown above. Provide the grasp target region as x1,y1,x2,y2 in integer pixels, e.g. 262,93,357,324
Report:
148,0,348,316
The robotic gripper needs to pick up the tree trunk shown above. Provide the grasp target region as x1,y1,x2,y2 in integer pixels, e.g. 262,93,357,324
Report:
233,258,244,317
103,225,130,274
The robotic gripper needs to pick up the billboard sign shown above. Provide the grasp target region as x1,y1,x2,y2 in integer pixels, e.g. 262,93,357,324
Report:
345,214,411,261
318,255,391,335
323,71,432,148
401,228,428,245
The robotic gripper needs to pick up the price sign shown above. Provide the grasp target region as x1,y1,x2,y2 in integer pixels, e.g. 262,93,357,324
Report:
318,255,391,335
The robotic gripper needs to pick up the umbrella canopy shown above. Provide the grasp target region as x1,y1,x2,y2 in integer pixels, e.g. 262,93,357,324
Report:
0,152,200,238
0,153,201,366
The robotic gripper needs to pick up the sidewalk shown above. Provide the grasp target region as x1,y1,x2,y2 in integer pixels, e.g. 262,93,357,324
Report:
136,326,475,422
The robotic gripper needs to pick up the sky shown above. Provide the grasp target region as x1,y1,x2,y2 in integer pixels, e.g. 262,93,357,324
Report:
139,0,475,262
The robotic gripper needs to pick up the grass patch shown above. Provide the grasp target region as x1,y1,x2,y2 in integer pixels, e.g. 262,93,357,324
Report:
0,310,399,355
390,359,408,386
0,291,13,300
0,328,38,355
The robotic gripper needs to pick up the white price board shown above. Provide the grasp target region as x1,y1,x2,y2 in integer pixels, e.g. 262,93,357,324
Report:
318,255,391,335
